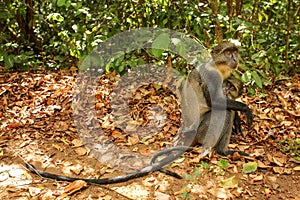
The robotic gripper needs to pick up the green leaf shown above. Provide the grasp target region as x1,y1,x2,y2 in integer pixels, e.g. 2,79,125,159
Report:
57,0,66,7
241,71,251,82
175,41,187,58
193,167,201,177
154,84,162,91
258,13,263,23
251,71,263,89
294,157,300,161
118,64,125,73
184,174,193,181
4,55,15,68
242,162,258,173
213,168,225,175
80,53,104,70
247,86,256,95
163,18,168,25
136,58,146,66
47,13,64,22
200,161,210,169
217,159,230,169
151,33,170,58
220,176,238,189
114,54,124,67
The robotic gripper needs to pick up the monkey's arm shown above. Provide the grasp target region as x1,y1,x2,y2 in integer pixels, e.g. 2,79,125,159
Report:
199,65,252,125
233,112,242,133
205,82,252,125
224,99,252,125
206,93,252,125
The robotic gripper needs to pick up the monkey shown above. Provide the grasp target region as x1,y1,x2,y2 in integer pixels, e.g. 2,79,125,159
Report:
224,75,243,100
181,42,251,127
223,75,244,133
151,69,247,178
180,42,252,150
143,42,250,178
151,42,252,177
25,43,252,185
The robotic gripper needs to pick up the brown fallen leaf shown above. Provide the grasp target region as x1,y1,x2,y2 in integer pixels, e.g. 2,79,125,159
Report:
28,187,41,197
127,135,140,146
208,187,233,199
111,129,123,139
0,172,9,182
232,151,241,161
257,160,270,169
231,187,243,197
273,167,293,174
154,191,170,200
266,153,274,163
70,164,84,175
252,148,265,157
273,157,285,167
71,139,85,147
277,94,288,109
293,166,300,171
265,188,271,198
252,174,263,181
74,147,87,156
232,165,239,174
61,180,87,196
289,158,300,164
61,138,70,145
52,144,63,151
7,122,22,130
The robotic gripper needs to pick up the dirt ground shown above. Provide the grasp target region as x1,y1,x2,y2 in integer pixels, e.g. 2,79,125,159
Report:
0,68,299,200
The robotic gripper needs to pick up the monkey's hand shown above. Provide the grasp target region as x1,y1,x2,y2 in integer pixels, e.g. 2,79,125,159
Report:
221,99,253,126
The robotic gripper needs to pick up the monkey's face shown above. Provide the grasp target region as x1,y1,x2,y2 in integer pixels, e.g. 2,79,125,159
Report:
223,47,239,69
211,43,239,70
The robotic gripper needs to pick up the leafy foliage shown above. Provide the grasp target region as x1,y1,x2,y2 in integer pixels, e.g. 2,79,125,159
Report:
1,0,299,90
279,138,300,160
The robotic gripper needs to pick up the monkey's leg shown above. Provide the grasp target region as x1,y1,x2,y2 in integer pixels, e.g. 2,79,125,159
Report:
182,113,210,146
191,110,247,156
199,110,226,149
215,111,234,155
215,111,248,156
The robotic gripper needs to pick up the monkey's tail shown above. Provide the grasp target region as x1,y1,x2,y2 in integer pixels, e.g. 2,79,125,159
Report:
25,148,190,185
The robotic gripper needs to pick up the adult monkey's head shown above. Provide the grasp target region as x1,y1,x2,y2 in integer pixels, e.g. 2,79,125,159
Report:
210,42,239,80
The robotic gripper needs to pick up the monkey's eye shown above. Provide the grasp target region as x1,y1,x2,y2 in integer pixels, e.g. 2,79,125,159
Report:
225,50,231,55
233,50,238,54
